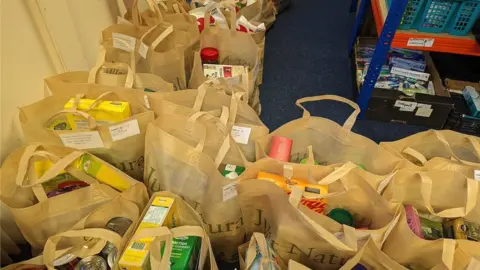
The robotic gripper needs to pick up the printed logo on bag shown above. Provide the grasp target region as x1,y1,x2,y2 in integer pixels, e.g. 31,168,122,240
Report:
113,156,144,174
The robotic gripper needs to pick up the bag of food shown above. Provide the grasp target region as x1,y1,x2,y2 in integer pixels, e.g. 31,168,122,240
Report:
235,179,358,269
256,95,404,176
188,2,262,113
117,191,218,269
236,15,266,85
144,109,247,262
238,0,276,29
149,79,269,161
0,143,148,250
238,232,288,269
112,0,199,89
19,90,153,180
340,237,406,270
380,130,480,169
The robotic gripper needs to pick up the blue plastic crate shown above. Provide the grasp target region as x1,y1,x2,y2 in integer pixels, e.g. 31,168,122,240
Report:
414,0,459,33
387,0,426,29
448,0,480,36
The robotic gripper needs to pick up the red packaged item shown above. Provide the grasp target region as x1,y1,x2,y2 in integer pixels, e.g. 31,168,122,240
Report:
200,47,219,64
268,136,293,162
405,205,424,239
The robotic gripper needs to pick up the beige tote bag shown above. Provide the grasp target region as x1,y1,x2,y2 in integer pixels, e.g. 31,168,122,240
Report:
381,130,480,169
340,237,407,270
381,169,479,223
188,2,261,113
19,90,153,180
120,191,218,269
381,206,457,270
144,111,247,262
0,143,148,250
148,80,269,161
235,179,358,270
256,95,404,175
238,232,288,270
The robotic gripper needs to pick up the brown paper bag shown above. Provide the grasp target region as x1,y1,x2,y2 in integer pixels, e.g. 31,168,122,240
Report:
0,143,148,250
380,130,480,169
148,80,269,161
121,191,218,269
188,2,261,113
239,0,276,29
256,95,404,175
108,0,199,89
235,179,358,269
144,110,247,262
339,237,407,270
381,206,457,269
19,90,153,180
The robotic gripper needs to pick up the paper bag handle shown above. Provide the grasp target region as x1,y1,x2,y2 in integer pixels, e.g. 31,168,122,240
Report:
43,228,123,270
419,172,478,217
140,23,174,50
295,95,360,134
204,2,236,33
433,131,480,166
131,0,164,26
158,0,189,14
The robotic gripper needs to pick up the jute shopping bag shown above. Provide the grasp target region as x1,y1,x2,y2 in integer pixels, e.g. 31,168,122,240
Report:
381,169,479,223
380,130,480,169
339,237,407,270
381,206,457,270
288,260,312,270
144,111,247,262
2,227,121,270
148,80,269,161
235,179,358,269
107,0,199,89
188,2,261,113
45,42,174,98
238,232,288,270
118,191,218,269
0,143,148,249
19,90,153,180
237,160,399,249
256,95,404,175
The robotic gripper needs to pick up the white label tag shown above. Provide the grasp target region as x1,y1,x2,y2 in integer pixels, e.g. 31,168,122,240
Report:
139,42,149,59
395,100,417,112
407,38,435,47
391,67,430,81
474,170,480,181
112,33,136,52
59,131,104,149
415,107,433,118
225,164,237,171
109,119,141,141
223,182,238,202
231,126,251,145
417,103,431,109
144,95,151,109
377,170,397,194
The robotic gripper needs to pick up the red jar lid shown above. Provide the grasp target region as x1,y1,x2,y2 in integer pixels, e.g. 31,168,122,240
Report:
201,47,219,62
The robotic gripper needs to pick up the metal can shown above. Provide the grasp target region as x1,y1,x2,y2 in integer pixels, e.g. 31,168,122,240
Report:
107,248,117,269
74,256,107,270
54,254,79,270
101,217,133,258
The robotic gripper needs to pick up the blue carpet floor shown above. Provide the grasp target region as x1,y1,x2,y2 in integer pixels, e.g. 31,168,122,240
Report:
259,0,429,143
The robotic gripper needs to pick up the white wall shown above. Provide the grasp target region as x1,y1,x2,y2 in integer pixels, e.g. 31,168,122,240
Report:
0,0,118,162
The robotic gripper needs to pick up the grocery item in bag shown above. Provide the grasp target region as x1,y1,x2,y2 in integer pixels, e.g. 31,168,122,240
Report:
238,232,286,270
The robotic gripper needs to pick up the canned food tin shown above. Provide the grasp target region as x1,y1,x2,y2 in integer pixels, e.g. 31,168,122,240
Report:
107,248,117,269
74,256,107,270
56,257,80,270
101,217,132,257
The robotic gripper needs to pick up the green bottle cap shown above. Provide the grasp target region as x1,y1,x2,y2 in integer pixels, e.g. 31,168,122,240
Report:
327,208,354,226
300,158,319,165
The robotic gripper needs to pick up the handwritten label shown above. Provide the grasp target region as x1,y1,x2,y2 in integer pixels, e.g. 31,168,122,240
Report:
109,119,140,141
231,126,251,145
474,170,480,181
395,100,417,112
391,67,430,81
223,182,238,202
59,132,104,149
407,38,435,47
112,33,136,52
415,107,433,118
